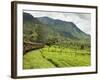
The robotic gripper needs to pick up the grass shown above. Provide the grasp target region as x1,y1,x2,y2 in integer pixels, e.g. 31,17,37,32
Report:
23,45,91,69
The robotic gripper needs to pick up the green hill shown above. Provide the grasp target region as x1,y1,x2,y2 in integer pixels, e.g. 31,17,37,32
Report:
23,12,90,43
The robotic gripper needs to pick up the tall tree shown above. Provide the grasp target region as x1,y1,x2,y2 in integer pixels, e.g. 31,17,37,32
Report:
35,24,46,43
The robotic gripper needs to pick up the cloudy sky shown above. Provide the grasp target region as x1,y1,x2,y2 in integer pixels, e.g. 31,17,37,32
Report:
24,10,91,34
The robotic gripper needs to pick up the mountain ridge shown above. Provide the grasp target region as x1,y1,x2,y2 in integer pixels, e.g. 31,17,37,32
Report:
37,16,90,40
23,12,90,43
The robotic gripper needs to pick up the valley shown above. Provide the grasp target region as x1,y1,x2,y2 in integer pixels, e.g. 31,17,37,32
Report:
23,12,91,69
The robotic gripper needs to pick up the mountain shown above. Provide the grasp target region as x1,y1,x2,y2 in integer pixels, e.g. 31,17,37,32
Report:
23,12,90,43
37,16,90,40
23,12,40,24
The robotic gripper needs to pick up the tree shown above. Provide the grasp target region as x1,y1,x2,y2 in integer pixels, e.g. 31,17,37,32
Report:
35,24,46,43
80,44,84,49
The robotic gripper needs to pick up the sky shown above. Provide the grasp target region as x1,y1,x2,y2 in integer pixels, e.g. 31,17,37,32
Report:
24,10,91,34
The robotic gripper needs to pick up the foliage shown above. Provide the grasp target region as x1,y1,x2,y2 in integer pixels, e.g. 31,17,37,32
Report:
23,12,91,69
23,45,90,69
23,12,90,44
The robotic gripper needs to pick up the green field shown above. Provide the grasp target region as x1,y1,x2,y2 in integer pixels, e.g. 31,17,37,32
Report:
23,45,91,69
23,12,91,69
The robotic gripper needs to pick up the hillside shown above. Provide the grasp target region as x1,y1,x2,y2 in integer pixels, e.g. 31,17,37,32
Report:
23,12,91,69
38,16,90,40
23,12,90,43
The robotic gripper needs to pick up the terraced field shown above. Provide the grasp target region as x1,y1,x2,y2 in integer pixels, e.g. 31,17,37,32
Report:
23,45,90,69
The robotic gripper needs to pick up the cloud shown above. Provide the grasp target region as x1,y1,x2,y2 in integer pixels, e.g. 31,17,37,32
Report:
63,13,91,34
24,10,91,34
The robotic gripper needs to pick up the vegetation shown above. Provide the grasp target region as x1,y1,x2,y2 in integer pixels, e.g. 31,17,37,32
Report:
23,44,90,69
23,12,91,69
